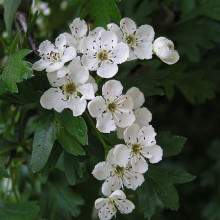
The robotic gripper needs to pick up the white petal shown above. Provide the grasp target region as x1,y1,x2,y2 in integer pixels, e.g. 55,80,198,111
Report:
116,95,134,110
97,62,118,78
127,47,137,61
88,96,106,118
81,55,99,71
69,18,88,38
63,32,77,47
113,110,135,128
136,24,155,42
38,40,54,56
160,50,179,65
124,124,140,144
96,112,116,133
57,66,69,78
116,199,135,214
123,169,144,190
98,205,116,220
110,189,126,200
46,62,64,72
95,198,107,209
111,42,129,64
66,98,87,116
92,161,112,180
67,56,89,83
130,154,148,173
126,87,145,109
142,145,163,164
32,59,50,71
55,34,66,55
138,125,156,146
80,36,98,53
106,148,115,165
89,27,105,37
107,23,123,41
120,17,137,35
97,31,118,50
113,144,131,167
134,107,152,127
102,176,122,196
47,71,67,87
61,46,76,63
40,88,67,112
77,83,95,100
116,127,125,139
134,42,153,60
86,76,98,93
102,80,123,101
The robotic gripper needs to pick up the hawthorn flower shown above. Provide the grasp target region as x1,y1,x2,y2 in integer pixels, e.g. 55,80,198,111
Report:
32,34,76,73
107,17,155,61
116,124,163,173
92,145,144,195
81,30,129,78
88,80,135,133
153,37,179,65
95,190,135,220
40,57,97,116
64,18,88,52
117,87,152,139
31,0,51,16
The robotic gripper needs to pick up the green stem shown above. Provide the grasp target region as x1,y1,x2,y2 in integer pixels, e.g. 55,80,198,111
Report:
10,166,19,203
84,111,108,151
0,35,9,52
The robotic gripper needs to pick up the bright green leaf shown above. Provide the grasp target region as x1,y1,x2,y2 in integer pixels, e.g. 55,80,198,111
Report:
0,200,40,220
31,116,57,172
3,0,22,40
157,131,187,157
1,49,33,93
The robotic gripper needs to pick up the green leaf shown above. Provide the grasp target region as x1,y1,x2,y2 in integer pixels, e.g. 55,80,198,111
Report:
1,49,33,93
137,180,156,219
55,110,88,145
41,142,62,176
51,183,84,217
9,30,22,54
0,158,9,178
145,165,195,211
63,152,83,185
157,131,187,157
0,200,40,220
31,116,57,172
3,0,22,40
57,128,85,156
88,0,121,27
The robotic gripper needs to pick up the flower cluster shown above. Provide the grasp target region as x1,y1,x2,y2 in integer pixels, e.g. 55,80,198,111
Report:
32,17,179,220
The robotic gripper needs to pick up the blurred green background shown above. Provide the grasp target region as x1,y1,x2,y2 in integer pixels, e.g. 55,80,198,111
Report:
0,0,220,219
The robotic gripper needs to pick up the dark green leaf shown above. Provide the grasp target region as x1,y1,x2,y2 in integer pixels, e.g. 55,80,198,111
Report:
0,158,9,178
88,0,121,27
1,49,33,93
55,110,88,145
0,200,40,220
31,116,57,172
3,0,22,40
57,128,85,156
157,131,187,157
63,152,83,185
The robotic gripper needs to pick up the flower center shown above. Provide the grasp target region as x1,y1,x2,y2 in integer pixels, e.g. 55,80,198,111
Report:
97,50,108,61
63,82,77,98
167,43,173,50
126,35,136,46
108,102,117,113
115,165,124,175
49,51,61,62
132,144,141,154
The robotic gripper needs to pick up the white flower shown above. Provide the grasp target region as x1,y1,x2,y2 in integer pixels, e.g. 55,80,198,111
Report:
108,17,155,61
88,80,135,133
117,87,152,139
81,30,129,78
92,145,144,196
116,124,163,173
64,18,88,53
95,190,135,220
153,37,179,65
31,0,51,16
32,34,76,73
40,57,97,116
